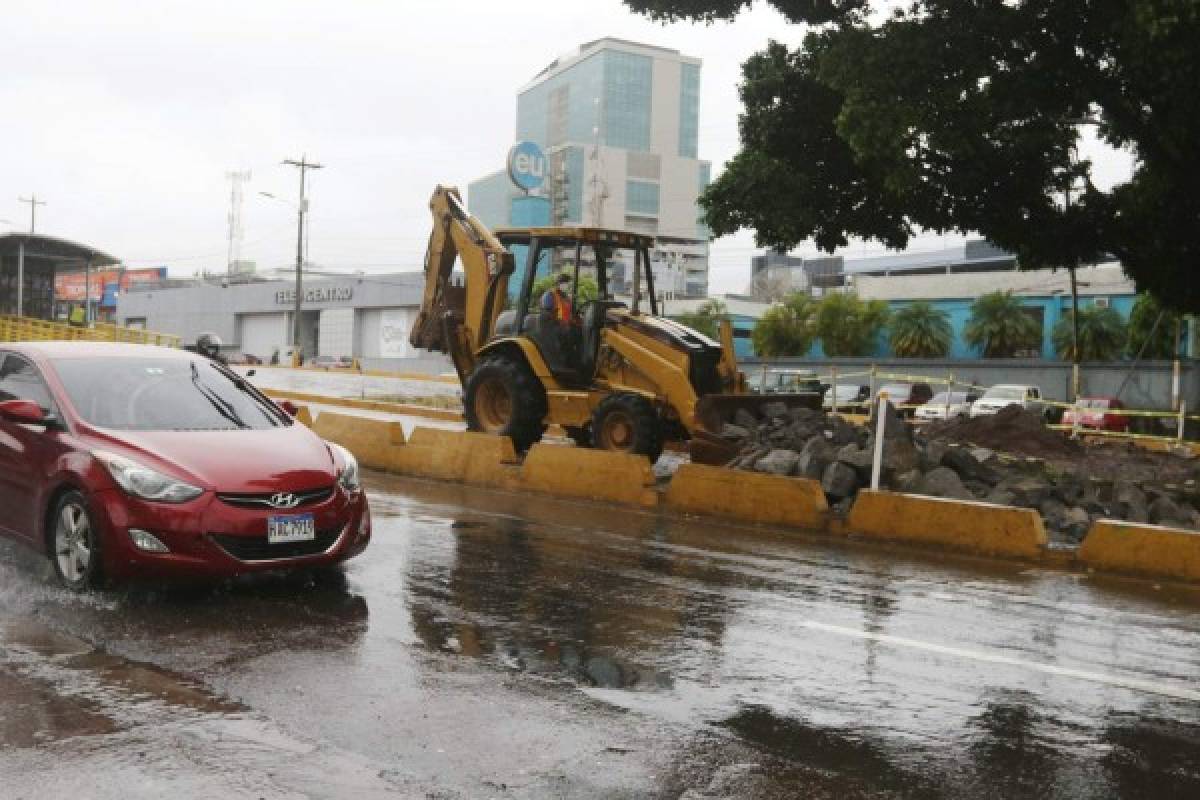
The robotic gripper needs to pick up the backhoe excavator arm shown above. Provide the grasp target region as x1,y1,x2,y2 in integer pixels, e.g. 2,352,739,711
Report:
408,186,514,383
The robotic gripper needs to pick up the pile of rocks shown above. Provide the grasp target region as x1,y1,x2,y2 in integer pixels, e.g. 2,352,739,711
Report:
719,401,1200,543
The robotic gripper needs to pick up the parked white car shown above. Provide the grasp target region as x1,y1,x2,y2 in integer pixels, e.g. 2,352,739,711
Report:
915,390,979,422
969,384,1046,418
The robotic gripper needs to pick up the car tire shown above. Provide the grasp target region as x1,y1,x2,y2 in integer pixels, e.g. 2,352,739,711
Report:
48,490,104,591
591,394,663,463
463,353,547,452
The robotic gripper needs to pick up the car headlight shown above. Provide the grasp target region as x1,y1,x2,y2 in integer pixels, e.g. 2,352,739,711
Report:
93,450,204,504
330,442,360,492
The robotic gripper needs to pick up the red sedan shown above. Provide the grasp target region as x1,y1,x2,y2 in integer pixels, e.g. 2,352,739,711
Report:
0,342,370,589
1061,396,1131,432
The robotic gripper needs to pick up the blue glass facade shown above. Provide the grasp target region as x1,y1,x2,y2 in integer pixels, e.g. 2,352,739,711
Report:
679,63,700,158
603,51,652,151
696,162,712,239
466,171,517,230
517,53,604,148
626,180,659,215
563,146,585,223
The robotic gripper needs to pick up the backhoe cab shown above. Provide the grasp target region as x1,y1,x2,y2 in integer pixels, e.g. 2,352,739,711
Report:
409,186,818,463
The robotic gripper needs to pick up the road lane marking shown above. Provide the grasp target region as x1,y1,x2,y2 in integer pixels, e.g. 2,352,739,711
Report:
799,619,1200,702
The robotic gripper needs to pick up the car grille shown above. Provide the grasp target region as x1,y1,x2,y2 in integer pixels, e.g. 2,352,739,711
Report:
216,486,334,510
210,527,343,562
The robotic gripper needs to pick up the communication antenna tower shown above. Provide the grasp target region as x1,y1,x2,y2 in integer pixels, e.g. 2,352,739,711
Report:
225,170,252,273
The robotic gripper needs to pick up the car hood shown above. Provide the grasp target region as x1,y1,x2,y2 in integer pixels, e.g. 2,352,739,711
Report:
83,425,336,493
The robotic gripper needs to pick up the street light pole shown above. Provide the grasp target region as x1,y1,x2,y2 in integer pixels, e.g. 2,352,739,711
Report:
282,156,323,360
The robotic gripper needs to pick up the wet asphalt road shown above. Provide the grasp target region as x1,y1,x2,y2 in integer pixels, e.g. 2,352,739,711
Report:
3,472,1200,798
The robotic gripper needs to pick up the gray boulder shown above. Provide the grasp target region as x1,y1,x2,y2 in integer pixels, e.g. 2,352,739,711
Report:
797,437,835,480
1039,498,1069,531
836,443,876,482
894,469,924,494
1149,494,1189,527
822,461,860,500
1060,506,1092,541
754,449,801,476
762,401,790,421
1113,482,1149,523
997,476,1052,509
941,447,998,486
720,424,751,442
734,408,759,431
825,414,861,446
921,440,949,471
919,467,975,501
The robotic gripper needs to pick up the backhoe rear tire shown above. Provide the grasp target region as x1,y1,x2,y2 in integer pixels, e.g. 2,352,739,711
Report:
464,354,547,453
591,394,663,463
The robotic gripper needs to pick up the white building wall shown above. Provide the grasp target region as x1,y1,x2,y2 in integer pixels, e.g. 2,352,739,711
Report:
318,308,355,357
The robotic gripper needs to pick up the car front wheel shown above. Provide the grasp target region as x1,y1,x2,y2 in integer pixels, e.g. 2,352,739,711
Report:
49,490,104,590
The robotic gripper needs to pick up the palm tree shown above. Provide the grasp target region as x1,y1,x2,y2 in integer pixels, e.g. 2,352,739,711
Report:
1053,306,1128,361
889,301,953,357
964,291,1042,357
752,293,816,357
674,299,728,338
814,292,890,356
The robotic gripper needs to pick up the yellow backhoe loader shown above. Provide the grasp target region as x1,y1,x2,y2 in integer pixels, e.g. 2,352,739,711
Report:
409,186,819,463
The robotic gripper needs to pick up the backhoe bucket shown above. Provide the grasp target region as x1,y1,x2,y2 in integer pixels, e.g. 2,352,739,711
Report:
689,392,823,466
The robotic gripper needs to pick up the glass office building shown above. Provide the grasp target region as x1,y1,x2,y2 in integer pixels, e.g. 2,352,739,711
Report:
469,38,712,297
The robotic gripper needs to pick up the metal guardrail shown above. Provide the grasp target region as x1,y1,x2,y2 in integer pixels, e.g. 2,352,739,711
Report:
0,315,181,348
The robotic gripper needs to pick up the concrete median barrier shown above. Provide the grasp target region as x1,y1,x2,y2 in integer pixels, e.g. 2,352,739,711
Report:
846,490,1047,559
312,412,406,470
392,427,519,488
520,444,657,507
294,406,313,427
1078,520,1200,582
665,464,828,529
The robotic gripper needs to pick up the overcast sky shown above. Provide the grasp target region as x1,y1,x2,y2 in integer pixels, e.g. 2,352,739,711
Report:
2,1,1131,294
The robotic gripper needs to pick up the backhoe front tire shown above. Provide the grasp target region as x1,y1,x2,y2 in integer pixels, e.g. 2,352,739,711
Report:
464,355,547,452
591,394,663,463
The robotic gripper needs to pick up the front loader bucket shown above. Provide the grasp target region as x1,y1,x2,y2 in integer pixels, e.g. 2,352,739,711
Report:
689,392,823,466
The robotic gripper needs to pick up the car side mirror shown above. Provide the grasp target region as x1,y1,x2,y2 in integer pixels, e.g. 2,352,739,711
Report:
276,399,300,417
246,369,257,377
0,399,48,425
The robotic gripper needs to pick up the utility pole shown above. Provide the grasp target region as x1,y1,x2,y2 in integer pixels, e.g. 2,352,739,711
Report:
282,156,322,356
16,195,46,317
225,170,251,273
19,194,46,233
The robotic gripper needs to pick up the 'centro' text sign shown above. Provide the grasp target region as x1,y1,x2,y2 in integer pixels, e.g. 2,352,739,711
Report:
275,286,354,305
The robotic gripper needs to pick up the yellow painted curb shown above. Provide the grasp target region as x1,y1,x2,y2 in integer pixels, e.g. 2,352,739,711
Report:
263,388,463,422
846,490,1047,559
665,463,828,529
521,443,657,507
1078,520,1200,582
312,411,406,470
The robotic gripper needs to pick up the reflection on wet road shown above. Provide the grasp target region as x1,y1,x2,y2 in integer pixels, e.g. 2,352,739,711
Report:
2,471,1200,797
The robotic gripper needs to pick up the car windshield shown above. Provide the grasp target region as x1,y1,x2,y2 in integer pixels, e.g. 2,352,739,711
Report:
828,384,860,396
985,387,1024,400
52,357,287,431
880,384,911,397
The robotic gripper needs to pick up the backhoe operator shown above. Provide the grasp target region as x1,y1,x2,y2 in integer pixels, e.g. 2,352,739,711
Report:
541,273,576,325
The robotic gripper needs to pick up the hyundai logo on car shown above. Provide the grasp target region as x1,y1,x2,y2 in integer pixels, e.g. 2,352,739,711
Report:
269,492,300,509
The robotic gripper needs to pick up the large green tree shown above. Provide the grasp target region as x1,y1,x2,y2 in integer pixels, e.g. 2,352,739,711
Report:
1052,306,1128,361
813,292,889,357
1126,292,1183,359
752,293,816,357
625,0,1200,311
889,301,953,358
674,298,728,338
964,291,1042,358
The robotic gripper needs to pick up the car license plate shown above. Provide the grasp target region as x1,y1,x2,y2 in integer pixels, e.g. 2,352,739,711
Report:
267,514,316,544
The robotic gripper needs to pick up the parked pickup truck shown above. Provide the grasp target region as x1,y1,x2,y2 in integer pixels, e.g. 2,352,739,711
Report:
969,384,1047,418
